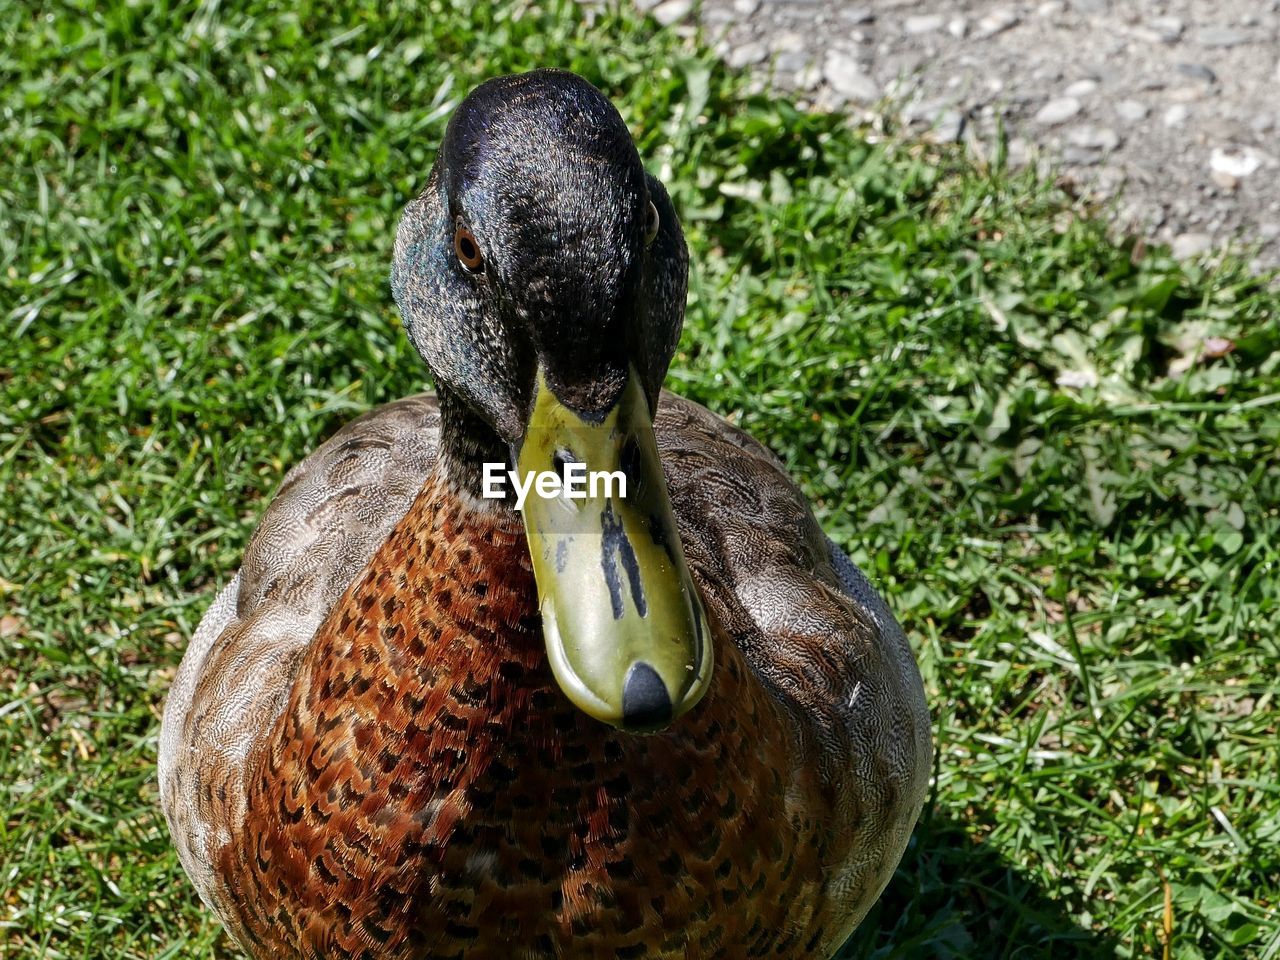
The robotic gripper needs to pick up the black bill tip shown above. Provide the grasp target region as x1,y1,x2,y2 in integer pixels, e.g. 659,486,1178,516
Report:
620,661,674,733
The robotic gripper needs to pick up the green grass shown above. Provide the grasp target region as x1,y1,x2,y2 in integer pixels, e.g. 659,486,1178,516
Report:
2,0,1278,957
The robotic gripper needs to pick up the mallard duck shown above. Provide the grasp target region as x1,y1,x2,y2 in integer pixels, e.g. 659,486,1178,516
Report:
158,69,931,959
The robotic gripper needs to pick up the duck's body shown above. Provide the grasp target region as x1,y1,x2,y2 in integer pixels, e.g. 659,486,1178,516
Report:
159,70,930,959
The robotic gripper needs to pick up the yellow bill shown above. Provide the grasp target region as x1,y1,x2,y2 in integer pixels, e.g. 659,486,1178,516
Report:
515,369,712,732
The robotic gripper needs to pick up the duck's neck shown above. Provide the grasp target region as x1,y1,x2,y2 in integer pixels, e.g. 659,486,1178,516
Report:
436,386,516,505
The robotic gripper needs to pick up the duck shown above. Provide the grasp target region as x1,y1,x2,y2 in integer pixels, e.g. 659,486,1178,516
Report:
158,68,931,960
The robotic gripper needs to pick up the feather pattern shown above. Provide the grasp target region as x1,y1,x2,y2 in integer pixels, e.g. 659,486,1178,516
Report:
159,390,930,958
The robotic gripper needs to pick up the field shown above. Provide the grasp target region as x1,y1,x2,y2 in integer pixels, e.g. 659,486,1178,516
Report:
2,0,1278,957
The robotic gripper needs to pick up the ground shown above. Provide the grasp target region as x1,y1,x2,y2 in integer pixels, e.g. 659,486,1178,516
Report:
643,0,1280,269
1,1,1278,958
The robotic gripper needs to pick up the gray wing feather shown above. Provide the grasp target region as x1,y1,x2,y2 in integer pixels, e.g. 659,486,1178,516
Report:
825,536,900,643
654,390,931,943
158,393,441,913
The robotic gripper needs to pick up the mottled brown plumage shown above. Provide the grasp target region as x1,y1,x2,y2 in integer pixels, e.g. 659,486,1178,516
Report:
226,469,815,958
159,69,931,959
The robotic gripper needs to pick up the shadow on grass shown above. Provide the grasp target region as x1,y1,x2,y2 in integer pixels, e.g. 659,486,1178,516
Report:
837,810,1122,959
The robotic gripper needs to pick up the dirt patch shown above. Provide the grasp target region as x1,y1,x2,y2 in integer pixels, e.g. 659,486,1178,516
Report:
641,0,1280,269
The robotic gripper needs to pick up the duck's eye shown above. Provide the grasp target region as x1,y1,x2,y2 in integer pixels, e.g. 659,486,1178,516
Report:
454,225,484,272
644,200,660,246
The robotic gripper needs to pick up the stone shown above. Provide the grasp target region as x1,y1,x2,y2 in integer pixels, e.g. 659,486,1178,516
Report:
1035,96,1082,124
775,51,808,74
731,0,760,14
1148,16,1185,42
904,14,945,34
823,49,880,102
902,97,941,124
1082,164,1126,198
1167,84,1208,103
1062,145,1102,165
1210,146,1264,179
727,41,768,68
1004,129,1038,163
904,99,965,141
948,17,968,38
1196,27,1250,48
931,109,965,142
842,7,875,24
1004,137,1033,168
1067,125,1122,151
976,8,1020,37
1172,232,1213,258
1064,79,1099,97
650,0,692,25
794,63,823,90
773,31,806,54
1175,63,1217,84
1164,104,1191,126
1115,99,1149,122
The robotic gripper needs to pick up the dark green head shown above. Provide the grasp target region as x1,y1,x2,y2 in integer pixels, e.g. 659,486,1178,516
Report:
391,68,688,440
390,70,710,733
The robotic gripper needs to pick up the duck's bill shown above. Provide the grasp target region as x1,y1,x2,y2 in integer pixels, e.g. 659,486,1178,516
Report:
515,369,712,733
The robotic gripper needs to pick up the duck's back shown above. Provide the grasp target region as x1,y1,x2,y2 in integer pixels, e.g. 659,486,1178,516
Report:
159,390,929,958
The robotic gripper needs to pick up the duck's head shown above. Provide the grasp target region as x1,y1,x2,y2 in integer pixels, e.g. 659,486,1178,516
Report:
391,69,711,734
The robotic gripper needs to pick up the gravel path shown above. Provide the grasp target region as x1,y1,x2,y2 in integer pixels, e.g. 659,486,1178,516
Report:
638,0,1280,269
